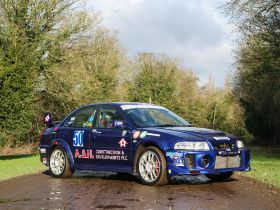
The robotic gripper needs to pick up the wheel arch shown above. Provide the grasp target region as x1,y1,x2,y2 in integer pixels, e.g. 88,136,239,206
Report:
49,139,75,172
133,142,165,175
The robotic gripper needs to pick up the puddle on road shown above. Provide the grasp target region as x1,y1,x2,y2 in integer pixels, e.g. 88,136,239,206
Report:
95,204,127,209
123,198,141,202
0,198,31,204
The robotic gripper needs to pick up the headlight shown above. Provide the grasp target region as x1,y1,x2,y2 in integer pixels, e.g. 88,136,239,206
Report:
236,140,244,149
174,141,210,151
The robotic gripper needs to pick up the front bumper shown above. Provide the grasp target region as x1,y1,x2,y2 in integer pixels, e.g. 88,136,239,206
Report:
165,148,250,176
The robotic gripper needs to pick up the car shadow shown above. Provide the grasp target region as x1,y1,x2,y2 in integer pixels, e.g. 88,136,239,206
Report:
170,175,238,185
43,169,141,183
207,177,239,184
43,170,238,185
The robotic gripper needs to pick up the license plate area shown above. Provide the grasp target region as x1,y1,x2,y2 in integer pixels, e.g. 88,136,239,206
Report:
214,155,240,169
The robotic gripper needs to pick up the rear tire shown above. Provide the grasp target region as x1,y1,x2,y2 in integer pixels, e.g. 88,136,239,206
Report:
137,146,168,186
205,172,233,182
49,146,72,178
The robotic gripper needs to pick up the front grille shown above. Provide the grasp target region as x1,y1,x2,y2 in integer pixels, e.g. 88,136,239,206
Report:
214,155,240,169
212,142,235,151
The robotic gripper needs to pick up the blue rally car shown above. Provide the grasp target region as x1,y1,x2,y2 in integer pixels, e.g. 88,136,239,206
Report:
39,102,250,185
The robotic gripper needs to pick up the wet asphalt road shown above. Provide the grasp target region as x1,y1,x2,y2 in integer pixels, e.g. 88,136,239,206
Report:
0,171,279,210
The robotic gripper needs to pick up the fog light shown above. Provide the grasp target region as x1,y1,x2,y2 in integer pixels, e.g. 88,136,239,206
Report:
185,154,195,169
201,155,211,168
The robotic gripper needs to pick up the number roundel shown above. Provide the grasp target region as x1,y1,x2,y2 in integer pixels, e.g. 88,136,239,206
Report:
73,130,84,147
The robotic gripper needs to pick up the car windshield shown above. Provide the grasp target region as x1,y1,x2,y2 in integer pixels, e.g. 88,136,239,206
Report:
123,106,191,128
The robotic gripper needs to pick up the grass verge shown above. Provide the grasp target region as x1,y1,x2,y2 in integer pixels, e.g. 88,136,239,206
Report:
0,154,47,181
241,147,280,188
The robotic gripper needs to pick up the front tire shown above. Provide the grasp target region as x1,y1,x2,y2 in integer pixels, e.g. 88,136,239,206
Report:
137,146,168,186
49,147,72,178
205,172,233,182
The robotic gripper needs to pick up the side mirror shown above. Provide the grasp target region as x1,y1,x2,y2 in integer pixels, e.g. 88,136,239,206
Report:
44,112,54,128
53,121,61,126
112,120,127,129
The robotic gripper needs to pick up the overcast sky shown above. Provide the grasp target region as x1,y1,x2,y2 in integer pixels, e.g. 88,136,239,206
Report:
85,0,237,87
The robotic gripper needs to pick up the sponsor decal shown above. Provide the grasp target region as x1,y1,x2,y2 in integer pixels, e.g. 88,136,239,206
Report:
113,120,124,127
166,152,182,157
95,149,128,161
133,130,141,139
213,136,230,140
140,131,147,139
73,131,84,147
172,156,184,167
166,152,184,166
119,138,128,148
74,149,94,159
122,130,127,137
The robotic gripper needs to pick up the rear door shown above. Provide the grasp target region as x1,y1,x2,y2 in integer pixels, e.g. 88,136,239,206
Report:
89,106,133,170
60,106,98,165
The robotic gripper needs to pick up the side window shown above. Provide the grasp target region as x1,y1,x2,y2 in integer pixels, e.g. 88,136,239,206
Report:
64,107,97,128
97,107,124,129
64,114,76,127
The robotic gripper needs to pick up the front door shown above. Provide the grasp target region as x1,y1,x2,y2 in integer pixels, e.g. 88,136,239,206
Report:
90,106,132,171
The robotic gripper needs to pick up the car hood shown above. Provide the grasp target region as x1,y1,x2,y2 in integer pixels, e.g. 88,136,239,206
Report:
142,126,237,142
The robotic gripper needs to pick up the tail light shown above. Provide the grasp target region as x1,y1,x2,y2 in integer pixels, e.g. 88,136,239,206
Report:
40,129,45,142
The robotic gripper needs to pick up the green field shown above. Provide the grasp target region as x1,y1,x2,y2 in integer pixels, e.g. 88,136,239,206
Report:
0,154,47,181
242,147,280,188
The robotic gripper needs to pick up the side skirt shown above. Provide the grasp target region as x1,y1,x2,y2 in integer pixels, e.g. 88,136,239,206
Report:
75,164,133,173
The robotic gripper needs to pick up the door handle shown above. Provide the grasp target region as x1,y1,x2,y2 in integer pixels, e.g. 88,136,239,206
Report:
92,129,102,134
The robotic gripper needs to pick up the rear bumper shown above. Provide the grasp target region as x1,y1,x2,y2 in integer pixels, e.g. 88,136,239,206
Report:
39,145,49,166
165,148,250,176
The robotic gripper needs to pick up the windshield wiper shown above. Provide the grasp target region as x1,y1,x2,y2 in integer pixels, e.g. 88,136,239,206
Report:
152,124,193,127
154,124,177,127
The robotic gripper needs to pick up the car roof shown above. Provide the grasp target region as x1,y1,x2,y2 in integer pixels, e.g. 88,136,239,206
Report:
79,102,154,109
